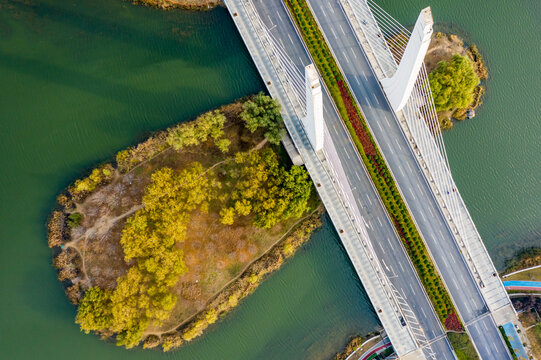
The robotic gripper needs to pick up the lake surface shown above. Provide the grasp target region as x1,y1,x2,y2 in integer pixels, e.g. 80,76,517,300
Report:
0,0,539,359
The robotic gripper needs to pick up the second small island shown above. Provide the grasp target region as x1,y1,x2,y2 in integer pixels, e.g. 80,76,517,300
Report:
426,32,488,130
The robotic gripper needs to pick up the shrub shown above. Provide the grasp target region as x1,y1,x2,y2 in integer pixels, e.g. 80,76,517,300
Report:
67,212,83,228
428,54,480,112
241,92,284,145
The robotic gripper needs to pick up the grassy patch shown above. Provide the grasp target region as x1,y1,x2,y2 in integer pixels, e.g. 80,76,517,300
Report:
284,0,461,330
527,324,541,359
506,267,541,282
448,332,480,360
498,326,519,360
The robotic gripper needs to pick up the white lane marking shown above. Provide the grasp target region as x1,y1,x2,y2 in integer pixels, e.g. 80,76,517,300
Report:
277,11,283,22
394,137,402,151
365,96,372,107
399,166,405,177
389,145,395,155
339,23,346,35
420,211,427,222
329,6,334,14
421,307,426,317
355,172,361,181
376,120,382,131
377,217,382,227
355,77,361,86
399,262,405,272
388,239,395,251
363,73,368,82
346,151,351,160
365,193,373,206
416,182,423,193
374,96,380,105
287,33,295,46
298,56,303,65
343,53,350,64
350,47,357,59
409,283,416,295
483,321,489,332
406,162,413,173
331,27,338,39
494,343,500,353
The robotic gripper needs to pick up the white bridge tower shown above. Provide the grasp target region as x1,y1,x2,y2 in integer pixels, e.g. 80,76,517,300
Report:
302,64,324,152
381,7,433,112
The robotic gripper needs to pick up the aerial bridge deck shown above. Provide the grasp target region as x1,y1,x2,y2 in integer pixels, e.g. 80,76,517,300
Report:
223,0,520,358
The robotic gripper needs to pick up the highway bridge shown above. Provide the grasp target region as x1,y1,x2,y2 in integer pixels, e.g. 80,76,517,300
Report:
223,0,521,358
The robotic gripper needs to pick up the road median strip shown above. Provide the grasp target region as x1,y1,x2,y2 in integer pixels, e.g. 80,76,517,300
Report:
283,0,464,333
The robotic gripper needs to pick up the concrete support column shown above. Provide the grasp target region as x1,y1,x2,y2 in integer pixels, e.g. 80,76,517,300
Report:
302,64,324,152
381,7,433,112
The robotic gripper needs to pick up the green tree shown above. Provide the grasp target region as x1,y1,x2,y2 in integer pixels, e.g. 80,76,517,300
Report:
222,149,312,228
428,54,480,112
167,110,226,150
241,92,284,145
76,287,113,333
216,138,231,153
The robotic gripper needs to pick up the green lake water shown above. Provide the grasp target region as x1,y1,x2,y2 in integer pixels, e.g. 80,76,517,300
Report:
0,0,539,359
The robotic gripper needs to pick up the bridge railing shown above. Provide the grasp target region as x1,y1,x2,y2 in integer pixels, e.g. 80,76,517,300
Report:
341,0,512,314
227,0,420,354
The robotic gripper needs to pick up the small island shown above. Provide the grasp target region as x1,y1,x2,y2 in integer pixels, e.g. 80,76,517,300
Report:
425,32,488,130
48,93,323,351
132,0,222,10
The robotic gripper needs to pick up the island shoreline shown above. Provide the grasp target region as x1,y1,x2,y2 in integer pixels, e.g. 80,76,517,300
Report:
48,95,324,351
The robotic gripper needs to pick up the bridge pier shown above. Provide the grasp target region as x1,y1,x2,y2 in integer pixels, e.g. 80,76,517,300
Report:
380,7,433,112
302,64,324,152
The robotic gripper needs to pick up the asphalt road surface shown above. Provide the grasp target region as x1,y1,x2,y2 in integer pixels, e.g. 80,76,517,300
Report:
305,0,510,358
251,0,457,358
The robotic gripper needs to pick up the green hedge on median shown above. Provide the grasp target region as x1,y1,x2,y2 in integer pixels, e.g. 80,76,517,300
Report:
284,0,461,330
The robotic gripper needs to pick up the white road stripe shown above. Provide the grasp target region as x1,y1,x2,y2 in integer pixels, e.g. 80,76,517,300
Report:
365,194,373,206
350,47,357,59
394,138,402,151
339,23,346,35
331,28,338,39
287,33,295,46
